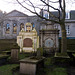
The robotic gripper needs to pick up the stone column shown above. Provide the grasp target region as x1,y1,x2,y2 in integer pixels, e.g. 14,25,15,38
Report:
17,22,20,35
41,31,43,47
10,21,13,37
3,27,6,38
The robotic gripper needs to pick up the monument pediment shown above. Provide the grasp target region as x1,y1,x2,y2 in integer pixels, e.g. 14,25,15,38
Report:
6,10,28,17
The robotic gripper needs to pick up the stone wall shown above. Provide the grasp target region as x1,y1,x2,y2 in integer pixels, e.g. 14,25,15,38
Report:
0,10,40,39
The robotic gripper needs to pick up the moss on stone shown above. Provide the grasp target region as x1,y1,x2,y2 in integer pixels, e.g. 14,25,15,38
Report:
37,48,43,57
12,43,20,49
0,54,9,59
55,52,69,58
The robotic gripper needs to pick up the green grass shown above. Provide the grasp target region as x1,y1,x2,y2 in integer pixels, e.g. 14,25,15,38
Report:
72,53,75,56
0,64,19,75
7,53,31,61
0,57,68,75
37,57,68,75
45,67,67,75
45,57,54,65
19,53,31,60
0,54,9,59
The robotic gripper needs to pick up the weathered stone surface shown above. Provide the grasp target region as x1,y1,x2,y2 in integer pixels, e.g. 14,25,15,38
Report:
11,49,19,61
39,22,59,53
20,57,45,75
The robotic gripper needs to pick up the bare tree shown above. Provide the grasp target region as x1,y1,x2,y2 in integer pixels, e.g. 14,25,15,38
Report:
0,10,5,23
0,10,6,38
16,0,68,53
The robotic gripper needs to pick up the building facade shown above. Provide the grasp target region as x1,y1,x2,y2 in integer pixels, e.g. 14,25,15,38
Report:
0,10,40,39
0,10,75,39
41,10,75,39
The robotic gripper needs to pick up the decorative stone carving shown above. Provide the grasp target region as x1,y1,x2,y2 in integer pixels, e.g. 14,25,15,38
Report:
45,39,54,48
39,22,59,53
17,22,39,52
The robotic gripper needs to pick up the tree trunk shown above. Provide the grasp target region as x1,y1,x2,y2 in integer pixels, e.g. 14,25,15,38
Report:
61,23,67,53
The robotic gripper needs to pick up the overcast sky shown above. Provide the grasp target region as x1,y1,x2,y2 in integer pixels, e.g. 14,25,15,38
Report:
0,0,75,15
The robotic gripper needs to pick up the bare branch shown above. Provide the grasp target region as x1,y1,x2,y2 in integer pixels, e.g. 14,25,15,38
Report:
49,0,59,3
59,0,63,11
16,0,60,23
23,0,45,10
41,0,60,11
27,0,36,12
16,0,36,14
44,9,59,20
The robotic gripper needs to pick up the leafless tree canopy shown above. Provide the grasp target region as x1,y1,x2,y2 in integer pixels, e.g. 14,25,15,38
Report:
15,0,68,53
15,0,59,23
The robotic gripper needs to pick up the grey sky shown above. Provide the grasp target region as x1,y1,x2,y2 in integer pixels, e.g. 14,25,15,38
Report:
0,0,75,15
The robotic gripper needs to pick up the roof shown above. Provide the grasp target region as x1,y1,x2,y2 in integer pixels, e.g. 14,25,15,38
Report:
40,9,75,20
6,10,28,17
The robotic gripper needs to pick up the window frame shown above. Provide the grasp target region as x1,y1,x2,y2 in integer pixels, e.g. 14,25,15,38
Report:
6,23,10,34
13,23,17,34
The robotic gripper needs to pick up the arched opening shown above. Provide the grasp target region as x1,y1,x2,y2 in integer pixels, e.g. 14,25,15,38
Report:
31,23,35,30
6,23,10,33
20,23,24,31
13,23,17,33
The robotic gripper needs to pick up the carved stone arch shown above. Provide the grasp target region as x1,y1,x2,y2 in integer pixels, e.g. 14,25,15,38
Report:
45,37,54,41
23,38,33,47
13,23,17,33
6,23,10,33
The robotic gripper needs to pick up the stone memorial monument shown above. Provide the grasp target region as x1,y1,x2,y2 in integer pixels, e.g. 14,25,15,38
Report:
39,21,59,53
17,22,39,52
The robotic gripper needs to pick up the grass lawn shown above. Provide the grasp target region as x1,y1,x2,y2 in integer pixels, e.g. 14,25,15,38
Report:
0,64,19,75
44,67,67,75
0,55,68,75
37,57,68,75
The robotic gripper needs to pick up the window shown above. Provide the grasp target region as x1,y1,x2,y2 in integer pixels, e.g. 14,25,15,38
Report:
20,23,24,31
40,26,42,30
65,11,70,19
66,25,70,35
43,10,49,19
13,23,17,33
32,23,35,30
54,25,58,29
6,23,10,33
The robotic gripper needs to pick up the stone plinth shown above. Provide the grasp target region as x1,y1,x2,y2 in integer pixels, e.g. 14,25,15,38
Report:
20,57,45,75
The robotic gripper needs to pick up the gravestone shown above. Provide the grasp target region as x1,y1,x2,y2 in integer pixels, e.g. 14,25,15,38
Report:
11,44,20,61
